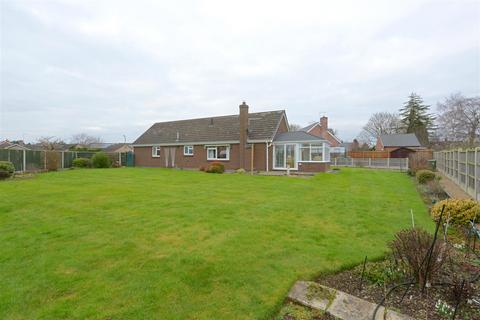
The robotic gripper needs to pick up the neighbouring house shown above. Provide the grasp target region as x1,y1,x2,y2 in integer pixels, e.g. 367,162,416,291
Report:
300,116,342,147
376,133,426,158
103,143,133,153
133,102,331,172
0,140,30,150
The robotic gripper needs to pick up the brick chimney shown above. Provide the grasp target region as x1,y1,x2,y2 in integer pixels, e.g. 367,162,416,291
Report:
320,116,328,135
239,101,248,169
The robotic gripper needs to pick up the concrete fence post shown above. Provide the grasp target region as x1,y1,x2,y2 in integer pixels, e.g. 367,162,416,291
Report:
61,151,65,169
22,149,26,172
387,157,390,168
368,158,371,168
475,148,478,201
334,158,337,166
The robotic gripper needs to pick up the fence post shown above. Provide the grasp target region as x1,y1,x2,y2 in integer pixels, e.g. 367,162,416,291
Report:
368,158,371,168
61,151,65,169
22,149,26,172
406,157,409,170
387,157,390,168
44,151,47,170
334,158,337,166
476,148,478,201
119,153,122,166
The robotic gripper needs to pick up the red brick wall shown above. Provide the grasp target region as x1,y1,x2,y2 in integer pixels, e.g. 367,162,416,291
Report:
376,138,384,150
298,162,329,172
135,144,269,171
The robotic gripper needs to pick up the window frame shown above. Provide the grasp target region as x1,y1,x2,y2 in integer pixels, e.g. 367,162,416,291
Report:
206,145,230,161
183,145,194,156
152,146,161,158
299,143,328,163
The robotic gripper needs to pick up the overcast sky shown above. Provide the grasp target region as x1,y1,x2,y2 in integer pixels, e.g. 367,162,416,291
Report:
1,0,479,143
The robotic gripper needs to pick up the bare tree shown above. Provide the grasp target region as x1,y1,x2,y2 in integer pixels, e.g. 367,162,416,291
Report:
437,93,480,147
70,133,103,147
289,123,302,131
37,136,66,150
358,112,403,144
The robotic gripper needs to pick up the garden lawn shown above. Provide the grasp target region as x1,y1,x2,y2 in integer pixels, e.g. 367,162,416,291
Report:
0,168,432,319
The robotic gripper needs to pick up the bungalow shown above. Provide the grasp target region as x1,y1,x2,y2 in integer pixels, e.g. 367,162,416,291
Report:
133,102,331,172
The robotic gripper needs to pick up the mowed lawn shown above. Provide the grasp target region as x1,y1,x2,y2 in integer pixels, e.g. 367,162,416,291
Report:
0,168,432,319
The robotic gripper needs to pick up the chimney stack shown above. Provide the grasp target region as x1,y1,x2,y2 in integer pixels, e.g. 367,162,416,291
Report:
320,116,328,134
239,101,249,169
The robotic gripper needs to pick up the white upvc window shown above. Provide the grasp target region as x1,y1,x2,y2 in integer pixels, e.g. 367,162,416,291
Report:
206,146,230,161
152,146,161,157
273,144,298,170
184,145,194,156
300,143,329,162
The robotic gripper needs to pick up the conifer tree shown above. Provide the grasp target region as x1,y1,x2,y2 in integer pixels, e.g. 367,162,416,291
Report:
399,93,435,146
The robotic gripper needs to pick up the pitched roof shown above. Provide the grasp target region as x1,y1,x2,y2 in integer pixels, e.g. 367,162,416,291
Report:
300,122,317,132
103,143,132,152
379,133,421,147
274,131,328,143
0,141,30,150
134,110,285,145
300,122,342,143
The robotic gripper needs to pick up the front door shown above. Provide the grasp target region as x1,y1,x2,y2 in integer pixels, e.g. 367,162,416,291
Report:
164,147,176,168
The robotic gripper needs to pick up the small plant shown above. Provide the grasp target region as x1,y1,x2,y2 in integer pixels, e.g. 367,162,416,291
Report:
199,166,206,172
435,299,454,317
432,199,480,225
416,169,436,184
364,260,403,286
72,157,92,168
206,162,225,173
0,161,15,179
91,152,112,168
235,168,246,174
389,228,448,287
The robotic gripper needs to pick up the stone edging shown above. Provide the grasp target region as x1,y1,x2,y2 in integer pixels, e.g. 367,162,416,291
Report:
287,281,414,320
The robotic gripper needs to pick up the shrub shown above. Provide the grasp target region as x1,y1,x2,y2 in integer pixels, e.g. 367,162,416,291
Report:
206,162,224,173
409,152,431,175
91,152,112,168
235,168,246,174
364,260,403,286
199,166,206,172
416,169,436,184
389,228,448,287
0,161,15,180
72,157,92,168
45,151,59,171
431,199,480,225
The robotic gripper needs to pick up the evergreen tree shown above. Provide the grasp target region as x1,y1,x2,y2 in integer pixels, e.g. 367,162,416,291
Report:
399,93,435,146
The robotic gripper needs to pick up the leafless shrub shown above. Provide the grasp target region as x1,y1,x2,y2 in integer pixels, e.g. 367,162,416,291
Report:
389,228,448,287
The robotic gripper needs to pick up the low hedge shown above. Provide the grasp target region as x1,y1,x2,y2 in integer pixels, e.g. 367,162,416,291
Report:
92,152,112,168
416,169,436,184
0,161,15,180
206,162,225,173
72,158,92,168
431,198,480,225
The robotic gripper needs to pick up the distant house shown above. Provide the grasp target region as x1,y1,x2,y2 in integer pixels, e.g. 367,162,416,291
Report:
376,133,425,158
300,116,342,147
103,143,133,153
0,140,30,150
133,102,332,172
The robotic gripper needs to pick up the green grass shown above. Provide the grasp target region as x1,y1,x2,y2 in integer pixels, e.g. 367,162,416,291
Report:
0,168,432,319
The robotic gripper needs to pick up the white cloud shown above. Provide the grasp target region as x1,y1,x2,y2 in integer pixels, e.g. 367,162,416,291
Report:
1,0,479,142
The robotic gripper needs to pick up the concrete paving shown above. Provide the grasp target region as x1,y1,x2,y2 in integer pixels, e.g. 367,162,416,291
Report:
287,280,415,320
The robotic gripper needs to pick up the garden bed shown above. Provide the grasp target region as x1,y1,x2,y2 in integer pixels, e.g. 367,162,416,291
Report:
317,248,479,319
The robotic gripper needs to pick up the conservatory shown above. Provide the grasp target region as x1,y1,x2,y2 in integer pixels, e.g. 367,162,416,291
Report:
272,132,330,171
